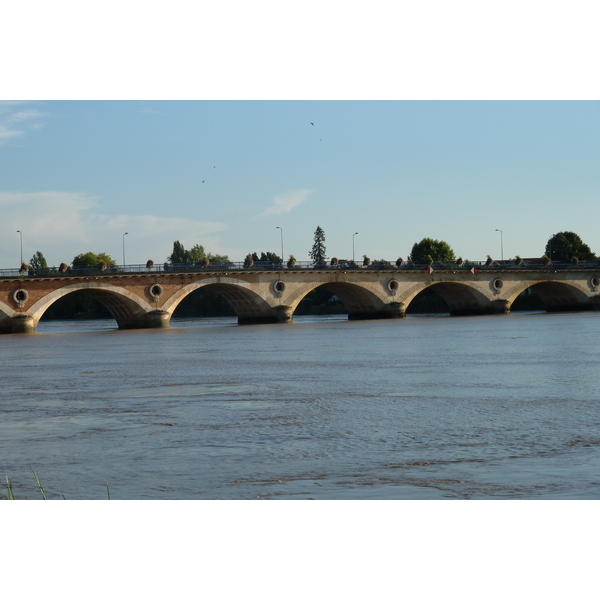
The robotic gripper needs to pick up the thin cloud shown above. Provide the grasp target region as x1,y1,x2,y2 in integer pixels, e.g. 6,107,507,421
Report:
0,103,47,145
0,191,227,267
259,189,312,217
137,101,162,115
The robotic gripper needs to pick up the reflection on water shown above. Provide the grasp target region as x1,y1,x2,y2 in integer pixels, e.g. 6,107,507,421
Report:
2,312,600,499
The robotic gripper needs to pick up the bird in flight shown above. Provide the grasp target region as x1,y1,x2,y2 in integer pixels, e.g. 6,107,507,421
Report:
202,180,205,183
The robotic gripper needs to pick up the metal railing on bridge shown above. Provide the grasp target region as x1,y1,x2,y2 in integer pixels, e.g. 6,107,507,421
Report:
1,259,599,279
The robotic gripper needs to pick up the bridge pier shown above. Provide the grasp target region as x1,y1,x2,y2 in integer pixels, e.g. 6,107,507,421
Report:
2,315,36,334
114,310,171,330
448,299,510,317
238,305,293,325
145,310,171,328
491,299,511,314
348,302,406,321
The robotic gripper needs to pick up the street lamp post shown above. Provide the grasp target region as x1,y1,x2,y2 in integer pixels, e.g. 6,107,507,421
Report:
495,229,503,261
276,226,284,265
352,232,358,263
122,232,128,268
16,230,23,265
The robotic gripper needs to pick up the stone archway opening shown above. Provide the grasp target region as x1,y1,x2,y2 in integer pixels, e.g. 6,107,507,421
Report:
406,287,450,315
171,286,236,319
291,282,396,320
31,285,157,330
512,281,592,313
39,290,114,322
295,286,347,316
406,282,496,316
166,280,289,325
511,288,545,312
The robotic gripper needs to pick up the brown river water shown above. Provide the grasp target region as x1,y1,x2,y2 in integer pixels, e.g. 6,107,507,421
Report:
1,311,599,499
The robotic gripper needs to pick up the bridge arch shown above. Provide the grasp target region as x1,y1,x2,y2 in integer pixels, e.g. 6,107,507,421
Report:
283,280,400,320
0,299,15,318
27,282,157,329
504,280,596,312
162,277,289,324
401,281,503,316
0,299,18,332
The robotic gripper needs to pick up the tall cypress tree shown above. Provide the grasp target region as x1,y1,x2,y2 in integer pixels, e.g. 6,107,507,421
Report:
309,226,327,263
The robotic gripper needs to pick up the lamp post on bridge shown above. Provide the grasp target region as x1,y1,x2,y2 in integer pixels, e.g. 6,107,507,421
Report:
122,232,128,269
352,232,358,263
495,229,503,261
16,230,23,266
276,226,284,265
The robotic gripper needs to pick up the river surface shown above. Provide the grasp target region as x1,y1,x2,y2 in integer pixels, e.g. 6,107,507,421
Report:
1,311,599,500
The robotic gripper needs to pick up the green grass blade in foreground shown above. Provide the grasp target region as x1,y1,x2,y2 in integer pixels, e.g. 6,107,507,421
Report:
5,476,15,500
29,466,47,500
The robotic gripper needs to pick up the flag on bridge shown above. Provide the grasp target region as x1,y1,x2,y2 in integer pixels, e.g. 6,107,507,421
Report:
471,267,478,275
426,266,434,274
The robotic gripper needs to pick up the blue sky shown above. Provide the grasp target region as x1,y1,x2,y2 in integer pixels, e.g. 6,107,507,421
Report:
1,100,599,267
2,2,599,269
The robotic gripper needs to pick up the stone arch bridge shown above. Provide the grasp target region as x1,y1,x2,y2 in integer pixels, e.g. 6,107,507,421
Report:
1,264,600,333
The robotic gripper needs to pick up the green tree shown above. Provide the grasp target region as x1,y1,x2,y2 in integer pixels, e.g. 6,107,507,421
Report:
169,241,189,264
168,241,213,264
29,251,48,270
309,226,327,263
409,238,456,263
545,231,595,262
188,244,206,264
260,251,281,264
207,253,232,265
72,252,115,268
249,251,282,264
